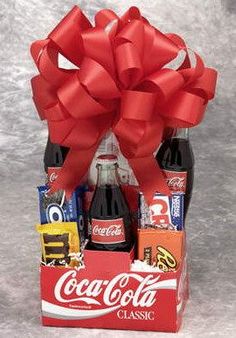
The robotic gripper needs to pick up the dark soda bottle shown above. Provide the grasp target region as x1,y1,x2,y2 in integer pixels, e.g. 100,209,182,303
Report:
44,136,69,186
88,154,132,252
156,128,194,218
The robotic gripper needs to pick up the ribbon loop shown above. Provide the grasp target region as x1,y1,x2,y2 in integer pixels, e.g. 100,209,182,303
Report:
115,20,144,58
120,90,156,121
81,28,115,76
48,6,91,66
143,26,180,75
160,91,206,127
95,9,119,28
115,42,143,88
58,72,109,119
31,39,49,65
79,58,120,99
189,67,217,101
141,69,185,103
120,6,141,23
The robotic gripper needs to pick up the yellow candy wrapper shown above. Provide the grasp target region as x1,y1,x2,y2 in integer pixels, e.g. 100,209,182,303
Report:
36,222,80,267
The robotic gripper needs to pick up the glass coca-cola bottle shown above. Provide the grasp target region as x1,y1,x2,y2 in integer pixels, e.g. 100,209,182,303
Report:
156,128,194,218
88,154,132,252
44,136,69,187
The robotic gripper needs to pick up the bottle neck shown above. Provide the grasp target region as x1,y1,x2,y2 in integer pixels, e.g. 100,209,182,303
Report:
173,128,189,140
97,164,120,187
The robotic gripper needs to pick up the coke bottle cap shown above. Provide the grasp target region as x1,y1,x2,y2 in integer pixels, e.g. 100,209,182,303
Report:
96,154,118,165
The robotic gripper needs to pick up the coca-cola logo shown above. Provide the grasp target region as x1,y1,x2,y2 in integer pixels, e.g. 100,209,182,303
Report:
166,177,184,189
49,172,58,183
41,271,177,321
91,218,125,244
93,224,123,237
55,271,167,308
162,170,187,193
47,168,61,187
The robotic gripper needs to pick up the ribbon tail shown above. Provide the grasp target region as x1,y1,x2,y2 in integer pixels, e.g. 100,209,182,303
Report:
50,145,98,199
128,156,170,205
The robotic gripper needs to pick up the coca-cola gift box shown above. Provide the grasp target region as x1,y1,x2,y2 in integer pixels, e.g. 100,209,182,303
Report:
40,247,188,332
31,5,217,333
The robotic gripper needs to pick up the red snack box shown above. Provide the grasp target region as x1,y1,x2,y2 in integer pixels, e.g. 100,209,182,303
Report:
40,246,188,332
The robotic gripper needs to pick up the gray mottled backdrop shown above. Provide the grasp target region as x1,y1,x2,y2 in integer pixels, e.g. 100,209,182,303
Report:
0,1,235,337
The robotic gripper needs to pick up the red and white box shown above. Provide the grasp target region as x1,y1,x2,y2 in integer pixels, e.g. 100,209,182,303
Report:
40,245,188,332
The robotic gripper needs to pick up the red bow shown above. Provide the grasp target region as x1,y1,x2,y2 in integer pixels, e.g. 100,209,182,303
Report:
31,6,217,203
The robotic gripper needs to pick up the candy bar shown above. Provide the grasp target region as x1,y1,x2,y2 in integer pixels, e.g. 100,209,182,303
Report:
36,222,80,267
137,228,185,271
139,193,184,230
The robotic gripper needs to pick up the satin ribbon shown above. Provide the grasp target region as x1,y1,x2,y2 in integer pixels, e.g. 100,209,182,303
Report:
31,6,217,204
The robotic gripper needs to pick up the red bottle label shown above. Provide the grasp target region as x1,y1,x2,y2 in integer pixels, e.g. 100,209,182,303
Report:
162,170,187,193
91,218,125,244
47,167,61,188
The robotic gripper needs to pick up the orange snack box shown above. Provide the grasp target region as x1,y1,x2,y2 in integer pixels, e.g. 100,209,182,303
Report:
137,228,185,271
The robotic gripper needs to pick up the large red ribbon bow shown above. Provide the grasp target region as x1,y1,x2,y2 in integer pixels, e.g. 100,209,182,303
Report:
31,6,217,203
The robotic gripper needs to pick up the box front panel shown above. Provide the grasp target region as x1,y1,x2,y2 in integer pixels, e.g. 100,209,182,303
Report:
41,266,179,331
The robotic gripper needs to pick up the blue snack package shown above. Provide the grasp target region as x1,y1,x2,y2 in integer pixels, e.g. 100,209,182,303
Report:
37,185,86,242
